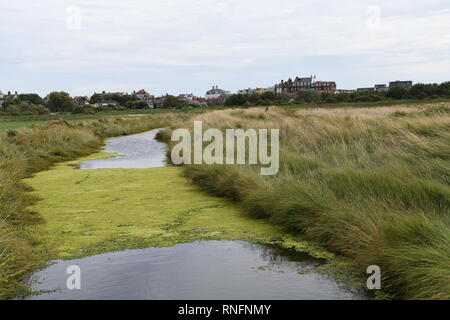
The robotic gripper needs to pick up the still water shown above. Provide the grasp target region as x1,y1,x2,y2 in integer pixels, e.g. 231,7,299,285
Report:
29,241,367,300
79,129,167,169
28,130,368,300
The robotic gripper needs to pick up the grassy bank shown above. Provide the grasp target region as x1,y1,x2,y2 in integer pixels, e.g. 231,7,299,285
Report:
2,113,351,300
160,103,450,299
0,113,191,299
0,108,205,133
2,102,449,299
2,100,447,134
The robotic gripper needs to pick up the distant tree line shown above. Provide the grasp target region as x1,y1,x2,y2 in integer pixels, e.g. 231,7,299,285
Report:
1,91,194,116
224,82,450,106
1,82,449,115
1,93,49,115
162,95,190,108
90,93,138,105
0,91,154,115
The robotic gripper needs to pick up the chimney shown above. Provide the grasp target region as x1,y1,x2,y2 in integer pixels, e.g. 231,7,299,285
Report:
8,91,11,95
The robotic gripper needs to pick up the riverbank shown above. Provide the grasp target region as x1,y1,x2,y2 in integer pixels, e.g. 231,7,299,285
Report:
0,108,203,134
23,132,364,299
0,114,190,299
2,115,358,300
2,103,448,300
159,103,450,300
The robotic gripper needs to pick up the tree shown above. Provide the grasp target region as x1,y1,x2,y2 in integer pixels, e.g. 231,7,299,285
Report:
336,93,350,103
46,92,74,112
89,93,103,104
3,94,44,109
386,86,407,100
4,102,49,115
17,93,44,105
225,94,247,106
298,90,319,103
2,98,21,110
124,100,149,109
163,95,188,108
437,82,450,96
408,83,438,99
260,91,278,101
320,92,337,103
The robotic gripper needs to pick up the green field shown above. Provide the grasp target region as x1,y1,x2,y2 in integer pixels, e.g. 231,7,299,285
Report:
0,108,203,133
3,99,448,134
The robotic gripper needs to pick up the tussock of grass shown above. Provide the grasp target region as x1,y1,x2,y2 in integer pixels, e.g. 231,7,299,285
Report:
0,114,190,299
163,103,450,300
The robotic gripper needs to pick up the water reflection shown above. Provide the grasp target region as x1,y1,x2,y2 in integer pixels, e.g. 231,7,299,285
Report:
28,241,368,300
79,129,167,169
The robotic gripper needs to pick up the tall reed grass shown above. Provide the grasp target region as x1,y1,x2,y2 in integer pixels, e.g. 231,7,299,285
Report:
0,114,189,299
162,103,450,299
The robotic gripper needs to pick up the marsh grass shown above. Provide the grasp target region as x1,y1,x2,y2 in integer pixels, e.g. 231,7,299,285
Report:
0,114,190,299
162,103,450,299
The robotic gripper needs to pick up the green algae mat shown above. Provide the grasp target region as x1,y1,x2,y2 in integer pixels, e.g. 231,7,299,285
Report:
24,152,330,260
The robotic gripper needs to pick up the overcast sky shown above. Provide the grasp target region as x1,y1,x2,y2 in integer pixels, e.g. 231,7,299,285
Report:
1,0,449,97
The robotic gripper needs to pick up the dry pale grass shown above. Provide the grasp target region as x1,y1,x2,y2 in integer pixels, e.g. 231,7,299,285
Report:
167,102,450,299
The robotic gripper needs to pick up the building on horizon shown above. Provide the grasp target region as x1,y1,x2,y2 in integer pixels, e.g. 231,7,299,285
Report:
205,85,231,103
178,93,208,107
375,84,389,92
0,91,19,108
134,89,155,108
274,75,336,94
357,81,413,93
357,87,376,92
253,88,269,94
95,100,120,107
205,85,230,99
335,89,356,94
73,96,90,106
237,88,254,95
389,81,413,90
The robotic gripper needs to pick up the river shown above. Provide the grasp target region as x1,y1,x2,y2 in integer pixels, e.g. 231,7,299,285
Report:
28,129,368,300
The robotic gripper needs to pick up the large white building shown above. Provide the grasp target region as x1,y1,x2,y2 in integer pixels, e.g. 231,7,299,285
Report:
205,85,230,100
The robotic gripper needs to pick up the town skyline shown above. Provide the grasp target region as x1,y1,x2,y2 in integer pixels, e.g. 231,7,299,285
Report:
0,76,417,100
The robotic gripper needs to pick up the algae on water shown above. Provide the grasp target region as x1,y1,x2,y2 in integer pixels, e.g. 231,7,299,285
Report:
24,152,331,260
